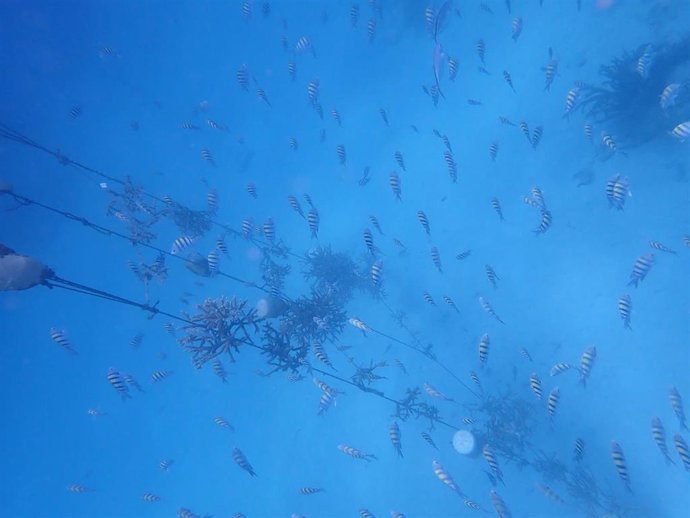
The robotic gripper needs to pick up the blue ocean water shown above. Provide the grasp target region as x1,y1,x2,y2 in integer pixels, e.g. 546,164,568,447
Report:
1,1,689,517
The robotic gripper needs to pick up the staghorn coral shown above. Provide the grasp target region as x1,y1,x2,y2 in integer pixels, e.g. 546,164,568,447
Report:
177,297,258,366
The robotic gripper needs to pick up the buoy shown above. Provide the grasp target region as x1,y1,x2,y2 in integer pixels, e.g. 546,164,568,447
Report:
452,429,477,456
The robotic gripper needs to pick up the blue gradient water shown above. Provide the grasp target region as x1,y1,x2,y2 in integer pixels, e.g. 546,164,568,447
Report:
1,1,689,517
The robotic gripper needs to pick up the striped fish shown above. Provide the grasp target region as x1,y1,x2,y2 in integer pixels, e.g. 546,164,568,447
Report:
430,247,442,273
549,362,571,377
424,382,453,401
142,493,161,502
605,174,631,210
531,126,543,150
313,341,335,370
669,386,688,431
533,210,552,234
485,264,499,288
171,235,197,255
389,171,402,200
67,484,93,493
490,490,512,518
232,447,256,476
610,441,632,492
432,460,463,495
536,484,564,503
469,370,482,390
214,416,235,431
670,121,690,142
618,294,632,329
649,240,676,254
107,368,131,400
389,421,403,457
478,334,490,366
443,295,459,312
159,459,174,471
421,432,438,449
394,151,406,171
336,144,346,165
369,215,383,234
483,444,504,484
307,208,320,238
491,198,504,221
212,359,227,383
479,296,505,324
673,434,690,472
511,16,522,41
627,253,655,287
579,346,597,387
151,370,172,383
298,487,324,495
338,444,377,461
49,328,77,354
573,438,585,461
287,195,304,217
546,387,560,420
529,373,543,400
651,417,675,465
200,148,215,166
417,210,431,235
489,141,499,161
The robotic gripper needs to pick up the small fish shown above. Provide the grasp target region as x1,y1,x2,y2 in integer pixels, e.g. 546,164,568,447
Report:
605,174,631,210
313,341,335,370
232,447,256,476
430,247,442,273
479,296,505,324
330,108,342,127
246,182,258,199
502,70,515,92
519,121,530,142
142,493,161,502
338,444,377,461
394,150,406,171
443,151,457,182
520,348,532,362
171,235,197,255
350,4,359,26
563,86,581,117
489,141,499,161
214,416,235,431
298,487,324,495
379,108,389,126
546,387,560,420
483,445,504,484
529,373,543,400
69,106,81,119
67,484,93,493
448,57,458,81
511,16,522,41
549,362,571,377
627,253,655,287
601,132,621,153
456,249,471,260
421,432,438,449
544,59,558,91
49,328,77,354
583,122,593,143
236,64,249,90
287,61,296,81
349,317,369,333
389,171,402,200
670,121,690,142
636,44,654,78
367,19,376,42
610,441,632,492
478,333,490,365
417,210,431,235
651,417,675,465
263,218,276,242
490,490,512,518
533,210,552,235
107,368,131,400
618,294,632,329
469,370,482,390
475,39,485,64
424,382,453,401
648,241,676,254
363,228,378,255
443,295,459,312
368,215,383,235
294,35,315,57
212,359,227,383
673,434,690,472
159,459,174,471
531,126,543,150
669,386,688,430
307,208,320,238
536,484,564,503
579,346,597,386
150,369,172,383
491,198,504,221
336,144,347,165
432,460,463,495
389,421,403,457
573,438,585,461
485,264,499,288
659,83,681,110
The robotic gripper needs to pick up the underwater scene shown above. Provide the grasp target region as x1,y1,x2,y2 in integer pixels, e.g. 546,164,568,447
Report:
1,0,689,517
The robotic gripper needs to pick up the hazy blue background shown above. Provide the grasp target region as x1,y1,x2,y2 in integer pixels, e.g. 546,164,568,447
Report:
0,1,688,517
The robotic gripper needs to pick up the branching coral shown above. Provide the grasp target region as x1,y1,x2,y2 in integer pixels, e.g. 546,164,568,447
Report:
177,297,258,366
301,246,367,303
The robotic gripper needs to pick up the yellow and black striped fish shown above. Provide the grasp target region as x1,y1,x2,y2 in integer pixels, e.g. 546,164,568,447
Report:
669,386,688,431
432,459,463,495
651,417,675,465
610,441,631,492
529,372,543,400
618,294,632,330
490,489,512,518
579,346,597,387
673,433,690,472
547,387,560,420
628,253,655,287
478,333,490,366
389,421,403,457
232,447,256,477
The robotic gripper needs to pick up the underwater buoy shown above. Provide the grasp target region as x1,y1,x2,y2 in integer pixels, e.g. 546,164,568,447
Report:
0,244,54,291
255,296,288,319
452,429,477,456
